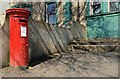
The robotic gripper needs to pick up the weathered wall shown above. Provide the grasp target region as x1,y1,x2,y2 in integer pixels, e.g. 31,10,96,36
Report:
0,25,2,68
0,2,10,26
1,2,87,67
30,2,46,21
56,1,87,40
86,1,119,39
0,16,9,68
71,1,86,26
87,13,119,38
28,17,86,58
0,2,11,68
57,1,86,27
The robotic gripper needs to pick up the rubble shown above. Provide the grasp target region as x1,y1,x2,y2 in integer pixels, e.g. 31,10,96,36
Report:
67,38,119,52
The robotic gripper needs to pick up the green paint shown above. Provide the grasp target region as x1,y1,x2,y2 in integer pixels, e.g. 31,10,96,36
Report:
11,4,32,11
86,0,90,16
63,2,72,25
86,1,119,39
87,13,119,38
101,2,108,13
11,4,32,17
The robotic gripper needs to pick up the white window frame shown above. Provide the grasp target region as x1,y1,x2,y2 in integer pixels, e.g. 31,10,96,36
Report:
108,0,120,12
90,0,102,15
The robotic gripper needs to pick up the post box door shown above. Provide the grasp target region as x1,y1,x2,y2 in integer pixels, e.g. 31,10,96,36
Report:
10,17,29,66
14,18,28,66
19,18,28,61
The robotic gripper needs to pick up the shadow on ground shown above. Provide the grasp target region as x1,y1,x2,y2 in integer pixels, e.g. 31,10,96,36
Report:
29,55,53,67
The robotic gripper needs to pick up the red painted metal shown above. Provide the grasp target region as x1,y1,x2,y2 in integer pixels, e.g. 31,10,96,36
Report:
6,8,30,67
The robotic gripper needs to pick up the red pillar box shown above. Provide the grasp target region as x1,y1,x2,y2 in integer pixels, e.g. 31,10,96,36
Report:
6,8,30,68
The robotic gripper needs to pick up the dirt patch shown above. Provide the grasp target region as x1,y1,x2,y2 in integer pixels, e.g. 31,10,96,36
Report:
1,50,119,77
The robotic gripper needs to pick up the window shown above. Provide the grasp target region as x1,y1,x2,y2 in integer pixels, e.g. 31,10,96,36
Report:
91,1,101,14
46,2,57,25
110,0,120,12
88,0,120,16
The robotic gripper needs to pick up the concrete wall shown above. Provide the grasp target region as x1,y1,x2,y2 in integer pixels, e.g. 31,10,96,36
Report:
0,3,1,67
28,18,86,58
0,2,11,68
0,16,9,68
0,2,10,26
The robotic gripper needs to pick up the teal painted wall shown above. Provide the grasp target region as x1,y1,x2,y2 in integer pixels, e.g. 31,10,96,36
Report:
86,1,119,39
87,13,119,38
87,14,120,38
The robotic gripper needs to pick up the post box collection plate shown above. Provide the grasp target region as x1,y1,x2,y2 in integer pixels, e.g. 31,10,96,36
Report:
21,26,27,37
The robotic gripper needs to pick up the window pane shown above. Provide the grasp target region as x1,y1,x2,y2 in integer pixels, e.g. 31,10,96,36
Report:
92,2,101,14
110,0,120,12
47,3,57,24
49,14,56,25
47,3,56,14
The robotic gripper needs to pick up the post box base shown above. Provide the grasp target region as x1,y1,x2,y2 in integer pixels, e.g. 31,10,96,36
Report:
10,65,28,70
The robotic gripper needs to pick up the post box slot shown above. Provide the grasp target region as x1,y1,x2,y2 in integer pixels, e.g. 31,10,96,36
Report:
19,20,27,23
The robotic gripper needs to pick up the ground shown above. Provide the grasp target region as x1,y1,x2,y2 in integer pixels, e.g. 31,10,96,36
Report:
1,50,119,77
